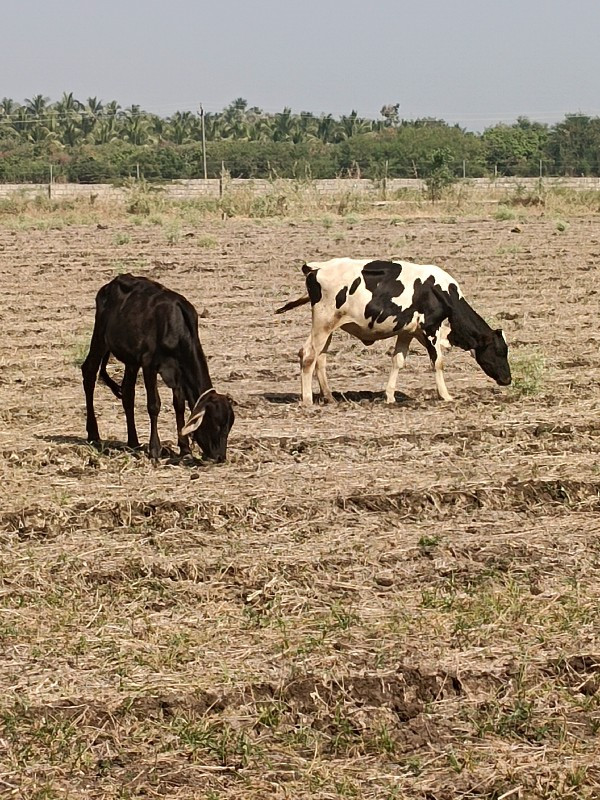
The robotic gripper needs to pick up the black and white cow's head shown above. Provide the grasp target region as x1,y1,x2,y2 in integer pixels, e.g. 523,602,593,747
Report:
472,329,511,386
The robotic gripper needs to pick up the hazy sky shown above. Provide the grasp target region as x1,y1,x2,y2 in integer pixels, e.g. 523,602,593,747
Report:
2,0,599,130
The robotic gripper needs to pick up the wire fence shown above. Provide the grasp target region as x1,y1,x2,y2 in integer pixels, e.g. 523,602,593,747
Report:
2,174,600,203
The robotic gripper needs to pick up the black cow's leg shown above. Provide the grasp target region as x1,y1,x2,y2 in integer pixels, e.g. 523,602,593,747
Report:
143,367,161,459
121,364,140,448
81,330,104,444
172,389,191,456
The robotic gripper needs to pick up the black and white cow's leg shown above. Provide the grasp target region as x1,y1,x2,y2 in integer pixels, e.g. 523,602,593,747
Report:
314,334,334,403
385,334,411,404
300,325,334,406
121,364,141,448
417,332,452,401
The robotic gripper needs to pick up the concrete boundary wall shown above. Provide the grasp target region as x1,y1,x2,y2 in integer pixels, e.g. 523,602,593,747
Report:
1,176,600,201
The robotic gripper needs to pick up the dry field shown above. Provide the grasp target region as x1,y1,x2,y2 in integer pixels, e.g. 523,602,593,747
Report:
1,193,599,799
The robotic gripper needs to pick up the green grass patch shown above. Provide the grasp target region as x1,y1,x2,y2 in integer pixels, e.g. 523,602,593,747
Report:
510,351,546,397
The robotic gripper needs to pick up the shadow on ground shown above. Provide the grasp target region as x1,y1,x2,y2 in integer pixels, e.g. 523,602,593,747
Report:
259,390,412,405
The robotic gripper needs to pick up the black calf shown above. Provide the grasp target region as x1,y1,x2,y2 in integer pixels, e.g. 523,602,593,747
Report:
81,274,234,461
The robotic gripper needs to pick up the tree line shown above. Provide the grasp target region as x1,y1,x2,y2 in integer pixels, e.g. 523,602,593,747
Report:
1,94,600,183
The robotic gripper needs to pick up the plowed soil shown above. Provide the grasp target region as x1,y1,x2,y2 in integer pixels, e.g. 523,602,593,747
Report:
1,213,599,798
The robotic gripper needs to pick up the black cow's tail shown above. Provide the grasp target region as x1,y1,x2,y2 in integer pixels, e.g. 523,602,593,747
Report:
275,295,310,314
99,352,123,398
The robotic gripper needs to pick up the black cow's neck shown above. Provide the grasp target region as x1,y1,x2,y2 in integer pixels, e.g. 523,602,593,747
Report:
183,343,213,407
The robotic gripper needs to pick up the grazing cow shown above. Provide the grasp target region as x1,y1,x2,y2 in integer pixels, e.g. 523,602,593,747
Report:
81,274,235,461
276,258,511,405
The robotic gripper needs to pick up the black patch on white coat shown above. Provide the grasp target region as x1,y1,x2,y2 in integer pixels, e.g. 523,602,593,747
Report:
306,270,322,306
361,260,452,344
335,286,348,309
349,277,361,295
362,261,406,329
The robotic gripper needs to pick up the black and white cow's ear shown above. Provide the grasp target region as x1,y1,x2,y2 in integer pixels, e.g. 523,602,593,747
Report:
495,328,507,344
181,389,215,435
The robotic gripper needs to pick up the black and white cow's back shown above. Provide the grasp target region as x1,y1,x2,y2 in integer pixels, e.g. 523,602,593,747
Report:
276,257,511,405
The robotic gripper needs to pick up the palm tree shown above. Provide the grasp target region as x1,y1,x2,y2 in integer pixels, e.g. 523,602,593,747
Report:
80,97,103,139
52,92,83,145
27,121,59,144
315,114,337,144
297,111,319,142
203,112,223,140
339,111,370,140
248,115,274,142
24,94,50,117
0,99,20,143
20,95,51,143
224,98,248,120
55,91,82,115
0,97,18,118
221,115,250,140
61,119,82,146
219,98,250,139
167,110,196,144
93,118,119,144
272,108,297,142
104,100,121,119
122,105,153,145
149,115,168,142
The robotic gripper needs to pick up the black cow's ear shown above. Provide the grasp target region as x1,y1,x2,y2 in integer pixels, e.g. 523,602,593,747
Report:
182,407,206,435
182,389,215,435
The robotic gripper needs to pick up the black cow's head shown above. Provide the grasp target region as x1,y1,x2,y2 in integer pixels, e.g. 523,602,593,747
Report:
182,389,235,463
474,329,511,386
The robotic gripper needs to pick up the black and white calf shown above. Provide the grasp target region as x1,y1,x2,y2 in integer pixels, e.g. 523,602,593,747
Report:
276,258,511,405
82,274,235,461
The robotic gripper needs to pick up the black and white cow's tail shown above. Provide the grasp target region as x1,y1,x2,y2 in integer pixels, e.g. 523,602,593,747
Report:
275,295,310,314
275,264,317,313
